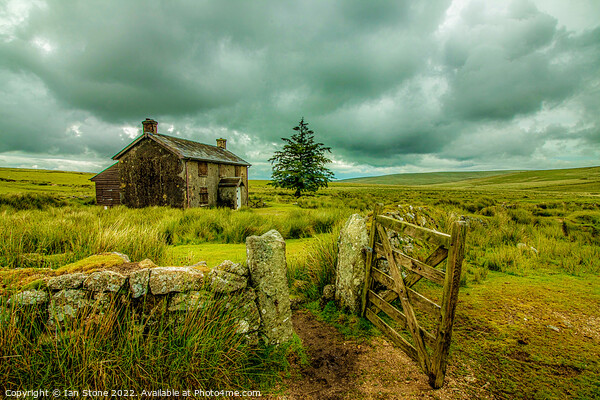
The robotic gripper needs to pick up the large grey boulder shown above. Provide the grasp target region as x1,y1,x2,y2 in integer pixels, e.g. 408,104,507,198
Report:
84,271,126,293
9,290,49,307
149,267,204,295
246,230,293,345
335,214,369,314
48,273,88,290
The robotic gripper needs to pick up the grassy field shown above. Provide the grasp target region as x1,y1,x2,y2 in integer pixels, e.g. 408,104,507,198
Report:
0,167,94,196
341,170,519,185
1,166,599,398
342,165,600,193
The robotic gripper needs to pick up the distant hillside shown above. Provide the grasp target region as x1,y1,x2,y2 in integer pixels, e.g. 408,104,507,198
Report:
0,167,94,196
437,166,600,192
341,170,517,185
341,166,600,192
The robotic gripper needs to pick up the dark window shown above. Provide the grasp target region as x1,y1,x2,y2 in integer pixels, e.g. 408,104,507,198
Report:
235,165,241,177
198,162,208,176
198,187,208,204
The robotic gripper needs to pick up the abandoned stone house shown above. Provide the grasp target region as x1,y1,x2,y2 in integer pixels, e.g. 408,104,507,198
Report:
91,118,251,209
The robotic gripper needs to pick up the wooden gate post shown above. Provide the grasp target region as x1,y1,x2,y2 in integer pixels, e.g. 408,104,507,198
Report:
429,220,467,388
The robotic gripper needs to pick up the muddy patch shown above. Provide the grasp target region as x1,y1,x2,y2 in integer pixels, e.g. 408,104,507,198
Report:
284,309,366,399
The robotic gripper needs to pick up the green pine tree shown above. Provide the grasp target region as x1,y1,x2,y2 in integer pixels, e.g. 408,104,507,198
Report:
269,118,334,197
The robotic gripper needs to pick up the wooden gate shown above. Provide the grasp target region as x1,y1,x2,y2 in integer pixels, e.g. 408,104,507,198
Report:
361,204,467,388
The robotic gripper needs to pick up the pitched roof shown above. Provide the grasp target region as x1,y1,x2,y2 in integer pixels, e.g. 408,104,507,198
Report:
112,133,251,166
90,162,119,181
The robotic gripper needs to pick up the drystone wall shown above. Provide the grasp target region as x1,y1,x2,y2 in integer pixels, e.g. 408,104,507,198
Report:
4,230,293,346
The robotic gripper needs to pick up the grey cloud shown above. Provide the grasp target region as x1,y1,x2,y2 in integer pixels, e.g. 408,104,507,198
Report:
0,0,598,176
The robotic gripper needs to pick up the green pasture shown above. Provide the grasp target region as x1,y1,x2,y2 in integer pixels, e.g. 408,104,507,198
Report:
341,170,519,185
0,167,94,196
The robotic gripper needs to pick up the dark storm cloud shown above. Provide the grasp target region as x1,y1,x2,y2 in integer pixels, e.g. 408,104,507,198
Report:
0,0,598,176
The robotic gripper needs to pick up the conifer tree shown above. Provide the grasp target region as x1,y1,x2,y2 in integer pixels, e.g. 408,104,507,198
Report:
269,118,334,197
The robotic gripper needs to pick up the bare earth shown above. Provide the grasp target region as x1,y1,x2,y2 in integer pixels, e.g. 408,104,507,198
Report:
269,310,495,400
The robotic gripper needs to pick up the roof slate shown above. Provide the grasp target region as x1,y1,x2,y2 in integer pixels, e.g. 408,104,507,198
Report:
112,133,251,166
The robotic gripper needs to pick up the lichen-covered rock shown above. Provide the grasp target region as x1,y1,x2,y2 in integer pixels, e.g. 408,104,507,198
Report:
244,331,259,346
149,267,204,295
8,290,49,306
168,291,212,312
209,269,247,293
229,288,260,335
48,289,89,325
216,260,248,277
289,294,305,310
48,273,88,290
247,230,293,345
335,214,368,314
84,271,126,292
320,284,336,308
89,292,114,313
129,268,151,298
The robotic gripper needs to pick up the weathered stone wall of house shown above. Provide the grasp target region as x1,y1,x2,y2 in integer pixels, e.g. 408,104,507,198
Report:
207,162,220,207
219,164,235,178
119,138,185,208
185,160,209,208
241,166,249,206
183,161,249,209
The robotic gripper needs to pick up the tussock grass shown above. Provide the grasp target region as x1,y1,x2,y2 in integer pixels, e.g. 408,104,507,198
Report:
0,207,166,270
288,227,340,301
0,293,285,392
0,205,350,271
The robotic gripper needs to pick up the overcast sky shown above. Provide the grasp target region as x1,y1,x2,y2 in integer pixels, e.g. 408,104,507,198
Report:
0,0,598,179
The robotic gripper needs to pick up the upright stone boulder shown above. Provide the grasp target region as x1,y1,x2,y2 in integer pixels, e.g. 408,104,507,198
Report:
246,230,293,345
335,214,369,314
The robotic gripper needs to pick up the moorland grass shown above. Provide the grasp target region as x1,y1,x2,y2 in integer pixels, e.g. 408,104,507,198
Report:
0,205,351,274
0,291,290,393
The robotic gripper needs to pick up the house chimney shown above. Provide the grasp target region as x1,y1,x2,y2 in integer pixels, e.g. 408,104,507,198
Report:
142,118,158,134
216,138,227,149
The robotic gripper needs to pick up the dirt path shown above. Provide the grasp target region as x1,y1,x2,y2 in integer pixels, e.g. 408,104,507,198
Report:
273,310,489,400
